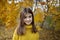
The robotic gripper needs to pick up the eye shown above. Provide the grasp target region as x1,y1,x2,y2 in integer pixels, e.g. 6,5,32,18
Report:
24,16,27,18
29,16,31,18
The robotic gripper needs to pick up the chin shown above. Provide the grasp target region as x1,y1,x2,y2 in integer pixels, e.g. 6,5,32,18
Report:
25,23,31,25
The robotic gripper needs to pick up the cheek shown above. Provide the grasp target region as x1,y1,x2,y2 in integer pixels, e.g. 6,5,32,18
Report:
24,19,26,22
29,18,32,21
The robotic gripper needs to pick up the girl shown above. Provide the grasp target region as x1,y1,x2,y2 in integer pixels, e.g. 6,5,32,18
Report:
12,8,42,40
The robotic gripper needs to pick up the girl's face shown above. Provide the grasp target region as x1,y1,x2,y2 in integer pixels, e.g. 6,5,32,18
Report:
24,13,32,25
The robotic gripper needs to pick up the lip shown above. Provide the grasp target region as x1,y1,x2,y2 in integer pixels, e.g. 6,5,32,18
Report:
26,21,31,23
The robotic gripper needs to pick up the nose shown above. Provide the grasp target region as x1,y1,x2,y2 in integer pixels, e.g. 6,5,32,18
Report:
26,18,29,20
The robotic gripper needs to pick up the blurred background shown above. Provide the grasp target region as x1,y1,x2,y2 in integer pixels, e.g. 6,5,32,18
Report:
0,0,60,40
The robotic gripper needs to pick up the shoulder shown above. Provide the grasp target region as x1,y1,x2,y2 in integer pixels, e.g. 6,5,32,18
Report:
13,26,19,36
12,26,20,40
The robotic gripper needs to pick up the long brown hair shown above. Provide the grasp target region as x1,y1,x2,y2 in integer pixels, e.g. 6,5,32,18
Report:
17,8,37,35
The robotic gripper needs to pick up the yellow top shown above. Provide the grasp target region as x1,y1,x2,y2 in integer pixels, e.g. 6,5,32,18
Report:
12,25,42,40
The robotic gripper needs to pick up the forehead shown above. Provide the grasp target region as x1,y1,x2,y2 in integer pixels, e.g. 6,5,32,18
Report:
24,13,32,16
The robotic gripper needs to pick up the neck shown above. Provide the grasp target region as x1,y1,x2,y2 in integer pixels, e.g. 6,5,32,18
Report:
25,24,32,29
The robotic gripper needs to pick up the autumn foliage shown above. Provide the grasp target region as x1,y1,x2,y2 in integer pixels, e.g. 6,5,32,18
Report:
0,0,60,31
